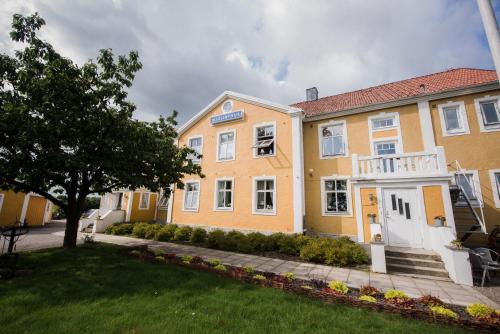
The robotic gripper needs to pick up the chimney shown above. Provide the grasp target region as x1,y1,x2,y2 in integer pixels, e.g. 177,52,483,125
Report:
306,87,318,101
419,84,427,94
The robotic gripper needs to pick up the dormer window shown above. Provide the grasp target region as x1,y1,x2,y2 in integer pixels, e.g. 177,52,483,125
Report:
253,123,275,157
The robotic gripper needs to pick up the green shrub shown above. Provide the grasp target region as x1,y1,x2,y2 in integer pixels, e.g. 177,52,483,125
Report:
384,289,409,300
208,258,222,266
153,249,165,257
206,230,227,249
155,224,178,241
253,274,266,280
243,265,255,274
299,238,331,263
214,264,227,271
181,255,193,264
277,234,300,255
174,226,193,241
328,280,349,294
225,230,252,252
190,228,207,244
466,303,495,318
106,223,133,235
247,232,274,251
132,222,151,238
283,272,295,281
294,234,312,248
268,233,287,251
154,256,164,263
430,305,458,319
299,236,368,267
144,224,162,239
359,295,377,303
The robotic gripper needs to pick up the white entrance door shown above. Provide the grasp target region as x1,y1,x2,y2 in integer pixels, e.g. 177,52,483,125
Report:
382,188,422,248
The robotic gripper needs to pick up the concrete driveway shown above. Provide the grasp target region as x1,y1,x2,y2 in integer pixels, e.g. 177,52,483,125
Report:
1,220,71,253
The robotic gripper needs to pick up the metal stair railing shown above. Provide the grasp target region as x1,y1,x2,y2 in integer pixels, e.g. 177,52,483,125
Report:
448,160,487,235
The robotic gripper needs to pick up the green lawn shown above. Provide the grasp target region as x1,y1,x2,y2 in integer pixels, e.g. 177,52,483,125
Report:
0,244,475,334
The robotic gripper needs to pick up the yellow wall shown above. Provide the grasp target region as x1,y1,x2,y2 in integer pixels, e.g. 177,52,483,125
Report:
0,191,25,226
422,186,446,226
156,209,168,223
302,104,423,236
129,192,157,222
171,98,295,232
360,188,378,242
25,196,47,226
429,90,500,233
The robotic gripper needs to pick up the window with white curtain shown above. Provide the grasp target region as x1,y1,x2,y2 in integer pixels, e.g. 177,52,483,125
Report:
253,178,275,214
217,131,235,161
183,182,200,211
215,179,233,210
139,192,150,209
320,122,346,158
187,136,202,164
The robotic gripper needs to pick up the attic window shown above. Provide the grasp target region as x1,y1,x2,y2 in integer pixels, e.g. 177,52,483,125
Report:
222,100,233,113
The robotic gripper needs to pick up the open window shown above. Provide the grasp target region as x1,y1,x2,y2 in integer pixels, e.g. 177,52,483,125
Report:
253,124,275,157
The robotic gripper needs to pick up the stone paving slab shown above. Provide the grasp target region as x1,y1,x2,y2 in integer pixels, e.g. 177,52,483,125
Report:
90,233,500,308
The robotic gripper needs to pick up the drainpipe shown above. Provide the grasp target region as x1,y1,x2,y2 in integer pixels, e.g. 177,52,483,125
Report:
477,0,500,83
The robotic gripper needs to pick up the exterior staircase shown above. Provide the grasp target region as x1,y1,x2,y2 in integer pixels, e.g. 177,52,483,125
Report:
385,247,451,280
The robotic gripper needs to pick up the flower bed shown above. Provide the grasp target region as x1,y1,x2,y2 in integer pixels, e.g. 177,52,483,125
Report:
126,246,500,332
106,222,368,268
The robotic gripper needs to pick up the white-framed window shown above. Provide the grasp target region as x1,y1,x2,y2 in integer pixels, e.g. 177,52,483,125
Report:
318,120,348,159
374,140,398,155
320,177,352,216
214,178,234,211
454,171,482,207
489,169,500,209
183,181,200,212
139,192,150,210
187,136,203,164
221,100,233,113
0,193,4,215
475,96,500,132
371,116,396,130
437,101,470,136
253,122,275,157
217,129,236,161
252,176,276,215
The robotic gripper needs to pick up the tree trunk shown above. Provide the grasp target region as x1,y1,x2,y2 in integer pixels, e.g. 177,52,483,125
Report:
63,212,80,248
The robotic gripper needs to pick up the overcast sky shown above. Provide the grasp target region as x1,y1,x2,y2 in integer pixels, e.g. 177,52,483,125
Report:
1,0,499,124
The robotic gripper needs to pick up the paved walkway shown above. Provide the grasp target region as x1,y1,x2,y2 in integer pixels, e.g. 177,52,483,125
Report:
88,233,499,308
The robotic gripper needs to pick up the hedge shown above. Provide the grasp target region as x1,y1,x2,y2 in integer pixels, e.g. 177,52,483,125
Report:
105,222,368,267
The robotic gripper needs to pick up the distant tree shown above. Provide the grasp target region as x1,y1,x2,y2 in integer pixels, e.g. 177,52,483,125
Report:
0,13,202,247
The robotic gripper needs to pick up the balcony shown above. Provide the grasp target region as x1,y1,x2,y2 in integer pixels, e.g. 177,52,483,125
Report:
352,147,449,179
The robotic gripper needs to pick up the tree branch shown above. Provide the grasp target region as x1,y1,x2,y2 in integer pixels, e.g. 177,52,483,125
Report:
8,179,66,209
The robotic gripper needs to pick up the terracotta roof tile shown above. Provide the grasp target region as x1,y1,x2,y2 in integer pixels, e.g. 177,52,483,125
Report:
292,68,498,117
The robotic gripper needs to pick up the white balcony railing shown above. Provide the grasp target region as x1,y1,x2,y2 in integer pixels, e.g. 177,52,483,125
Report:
352,146,448,178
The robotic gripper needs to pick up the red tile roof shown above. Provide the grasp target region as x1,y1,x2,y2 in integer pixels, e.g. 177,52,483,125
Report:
292,68,498,118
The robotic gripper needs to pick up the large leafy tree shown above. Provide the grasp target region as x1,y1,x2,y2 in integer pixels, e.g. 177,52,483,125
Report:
0,13,202,247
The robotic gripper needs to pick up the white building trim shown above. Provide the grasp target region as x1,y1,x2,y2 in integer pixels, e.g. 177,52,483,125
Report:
353,185,364,242
437,100,470,137
216,128,237,162
0,193,4,217
213,177,235,212
291,113,305,232
489,169,500,208
252,121,277,158
20,192,31,222
182,180,201,212
177,91,302,136
319,175,353,217
317,119,349,159
417,101,436,151
125,191,133,221
474,94,500,132
252,175,277,216
368,112,403,156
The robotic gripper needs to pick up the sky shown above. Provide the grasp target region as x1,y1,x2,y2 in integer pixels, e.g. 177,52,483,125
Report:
1,0,499,125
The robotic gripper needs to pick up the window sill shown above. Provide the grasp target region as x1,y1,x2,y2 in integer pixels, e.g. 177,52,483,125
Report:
322,212,352,217
320,154,348,160
441,130,470,137
182,208,199,213
479,126,500,133
216,158,235,163
252,210,276,216
253,154,276,159
214,207,233,212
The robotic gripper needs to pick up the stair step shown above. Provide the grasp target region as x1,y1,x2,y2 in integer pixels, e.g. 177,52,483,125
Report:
389,272,452,282
386,264,449,278
385,250,441,261
385,256,445,269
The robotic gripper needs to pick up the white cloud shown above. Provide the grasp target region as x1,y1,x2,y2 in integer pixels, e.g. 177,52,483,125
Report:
0,0,496,124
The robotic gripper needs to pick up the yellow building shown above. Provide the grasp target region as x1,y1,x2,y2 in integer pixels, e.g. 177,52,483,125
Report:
0,190,53,227
168,68,500,254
